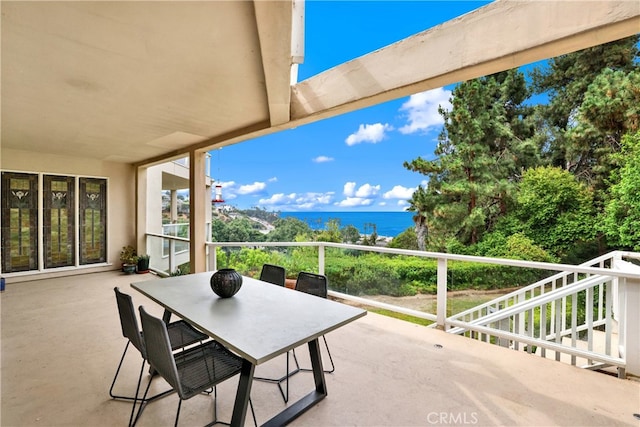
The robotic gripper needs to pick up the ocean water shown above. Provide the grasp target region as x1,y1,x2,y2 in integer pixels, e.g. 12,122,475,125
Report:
280,211,414,237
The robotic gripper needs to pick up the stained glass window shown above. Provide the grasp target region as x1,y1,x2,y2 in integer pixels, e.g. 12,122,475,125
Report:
1,172,38,273
1,172,109,272
79,178,107,264
44,175,75,268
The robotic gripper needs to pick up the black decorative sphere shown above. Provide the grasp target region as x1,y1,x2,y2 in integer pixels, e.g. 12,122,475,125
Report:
210,269,243,298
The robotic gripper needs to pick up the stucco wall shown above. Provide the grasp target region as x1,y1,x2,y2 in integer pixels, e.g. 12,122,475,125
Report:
1,148,136,282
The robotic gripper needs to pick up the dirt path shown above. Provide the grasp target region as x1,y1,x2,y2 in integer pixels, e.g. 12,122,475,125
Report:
360,287,520,311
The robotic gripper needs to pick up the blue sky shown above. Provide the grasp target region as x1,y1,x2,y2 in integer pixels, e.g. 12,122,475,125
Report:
211,1,493,212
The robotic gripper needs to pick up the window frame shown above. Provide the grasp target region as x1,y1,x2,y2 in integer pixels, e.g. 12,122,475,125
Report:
0,170,109,275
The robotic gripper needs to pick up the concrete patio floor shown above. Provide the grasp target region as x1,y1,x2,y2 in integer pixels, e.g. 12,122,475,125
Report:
1,271,639,427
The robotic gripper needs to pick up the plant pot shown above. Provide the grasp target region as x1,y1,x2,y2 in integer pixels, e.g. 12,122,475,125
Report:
137,257,150,274
122,263,136,275
285,278,296,289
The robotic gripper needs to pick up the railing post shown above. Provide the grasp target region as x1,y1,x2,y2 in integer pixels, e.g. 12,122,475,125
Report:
614,259,639,378
208,244,217,272
318,243,325,275
436,257,447,330
169,239,176,274
623,277,640,378
612,252,622,322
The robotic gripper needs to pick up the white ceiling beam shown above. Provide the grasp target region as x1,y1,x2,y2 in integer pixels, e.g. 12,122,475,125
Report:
289,0,640,125
254,0,296,127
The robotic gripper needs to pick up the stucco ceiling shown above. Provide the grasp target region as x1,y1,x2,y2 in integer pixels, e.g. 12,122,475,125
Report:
1,1,295,164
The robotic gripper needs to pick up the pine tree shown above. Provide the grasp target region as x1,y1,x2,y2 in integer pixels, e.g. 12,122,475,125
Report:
404,70,534,246
406,185,430,250
530,35,639,190
603,131,640,250
568,68,640,195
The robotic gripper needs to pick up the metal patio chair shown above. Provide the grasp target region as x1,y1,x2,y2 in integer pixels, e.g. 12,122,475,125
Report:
109,287,208,426
253,263,300,402
258,263,286,287
138,306,256,427
293,271,335,374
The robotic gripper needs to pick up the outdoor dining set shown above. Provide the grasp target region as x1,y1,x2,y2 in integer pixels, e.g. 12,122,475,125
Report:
109,264,367,427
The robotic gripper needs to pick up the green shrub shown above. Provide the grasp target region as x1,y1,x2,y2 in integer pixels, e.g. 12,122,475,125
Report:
219,246,552,296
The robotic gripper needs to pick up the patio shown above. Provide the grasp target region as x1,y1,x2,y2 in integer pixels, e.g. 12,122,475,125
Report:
1,271,638,426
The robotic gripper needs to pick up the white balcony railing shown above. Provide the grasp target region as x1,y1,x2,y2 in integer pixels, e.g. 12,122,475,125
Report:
144,232,640,378
444,251,640,378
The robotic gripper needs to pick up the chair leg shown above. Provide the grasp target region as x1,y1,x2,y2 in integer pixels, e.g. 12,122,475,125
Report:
138,381,257,427
174,399,183,427
276,351,291,403
201,387,258,427
254,350,300,403
109,341,132,399
132,363,154,427
249,398,257,427
321,335,335,373
212,386,218,423
109,341,151,427
110,340,175,404
202,395,257,427
130,362,175,427
298,335,335,373
128,359,147,427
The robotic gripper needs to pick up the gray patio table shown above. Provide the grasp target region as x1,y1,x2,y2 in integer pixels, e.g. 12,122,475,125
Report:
132,272,367,426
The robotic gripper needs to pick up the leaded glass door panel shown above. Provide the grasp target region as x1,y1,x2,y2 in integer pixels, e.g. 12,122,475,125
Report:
79,178,107,264
44,175,75,268
1,172,38,273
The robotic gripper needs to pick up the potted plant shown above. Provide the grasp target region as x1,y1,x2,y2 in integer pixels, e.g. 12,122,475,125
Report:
136,254,150,274
119,245,138,274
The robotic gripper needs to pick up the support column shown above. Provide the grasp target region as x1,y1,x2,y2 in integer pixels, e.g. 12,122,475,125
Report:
170,190,178,223
614,259,640,377
189,150,207,273
136,166,148,255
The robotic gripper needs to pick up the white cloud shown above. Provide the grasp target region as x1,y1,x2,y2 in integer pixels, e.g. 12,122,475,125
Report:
268,177,278,182
398,88,452,134
258,192,334,210
397,200,410,207
296,192,334,205
237,181,266,195
258,193,297,205
336,182,380,207
343,182,356,197
383,185,416,199
345,123,394,146
313,155,334,163
217,179,269,201
354,183,380,198
343,182,380,198
334,197,374,207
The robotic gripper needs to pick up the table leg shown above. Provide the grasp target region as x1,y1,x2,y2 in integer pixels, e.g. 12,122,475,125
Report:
309,338,327,395
262,338,327,427
231,359,255,427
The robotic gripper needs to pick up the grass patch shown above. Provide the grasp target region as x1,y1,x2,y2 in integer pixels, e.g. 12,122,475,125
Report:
368,308,433,326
